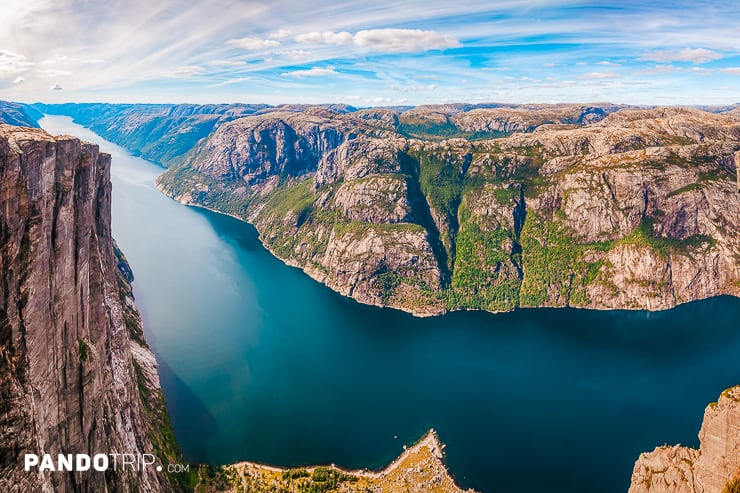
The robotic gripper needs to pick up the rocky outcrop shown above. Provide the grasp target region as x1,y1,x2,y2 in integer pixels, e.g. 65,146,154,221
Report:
629,386,740,493
199,430,476,493
0,125,179,492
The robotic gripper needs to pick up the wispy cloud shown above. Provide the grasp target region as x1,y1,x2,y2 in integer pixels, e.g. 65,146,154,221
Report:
227,37,281,50
354,29,459,52
160,65,205,78
295,31,353,45
208,77,252,88
1,0,739,104
0,50,34,75
640,48,723,64
391,84,437,92
581,72,621,79
37,68,73,78
280,49,313,60
293,28,459,52
269,29,292,39
280,66,338,77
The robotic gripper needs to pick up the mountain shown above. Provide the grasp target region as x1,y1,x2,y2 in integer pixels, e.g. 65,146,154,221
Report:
37,103,740,317
0,101,42,128
0,124,183,492
629,386,740,493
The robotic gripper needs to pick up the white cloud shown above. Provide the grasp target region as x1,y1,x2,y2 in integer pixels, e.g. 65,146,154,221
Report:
295,31,353,45
293,28,458,53
13,76,24,83
281,66,337,77
269,29,291,39
0,50,33,74
354,28,459,52
160,65,205,78
391,84,437,92
37,68,73,78
281,49,312,60
208,77,252,88
582,72,621,79
634,65,681,75
640,48,722,64
720,67,740,74
227,37,281,50
597,61,620,66
50,83,63,90
210,60,247,67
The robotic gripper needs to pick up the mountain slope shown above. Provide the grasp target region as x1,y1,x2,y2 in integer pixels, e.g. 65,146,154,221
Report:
36,103,740,316
158,106,740,316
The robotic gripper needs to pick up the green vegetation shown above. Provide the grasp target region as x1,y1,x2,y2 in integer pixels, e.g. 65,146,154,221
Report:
259,179,315,221
78,340,89,362
617,217,716,257
666,182,701,198
519,214,609,307
296,467,357,493
722,477,740,493
445,202,521,311
397,116,508,141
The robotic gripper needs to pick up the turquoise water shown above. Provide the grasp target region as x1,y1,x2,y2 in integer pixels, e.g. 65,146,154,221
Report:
40,115,740,493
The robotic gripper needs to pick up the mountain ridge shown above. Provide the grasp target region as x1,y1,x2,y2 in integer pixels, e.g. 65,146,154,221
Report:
28,101,740,317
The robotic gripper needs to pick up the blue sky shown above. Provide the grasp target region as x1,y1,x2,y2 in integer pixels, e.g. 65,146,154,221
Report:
1,0,738,105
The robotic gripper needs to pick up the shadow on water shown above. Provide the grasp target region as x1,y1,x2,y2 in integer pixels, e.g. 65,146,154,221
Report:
195,207,264,253
156,358,218,463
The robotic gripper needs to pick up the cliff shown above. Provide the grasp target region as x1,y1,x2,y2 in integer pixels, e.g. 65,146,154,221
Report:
0,124,180,492
629,386,740,493
157,106,740,316
36,103,740,316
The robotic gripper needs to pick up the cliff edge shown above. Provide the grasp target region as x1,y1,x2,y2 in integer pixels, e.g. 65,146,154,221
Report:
0,125,180,492
629,386,740,493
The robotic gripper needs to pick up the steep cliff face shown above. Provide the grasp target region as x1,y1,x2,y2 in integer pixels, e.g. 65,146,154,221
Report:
155,106,739,316
629,386,740,493
0,125,179,492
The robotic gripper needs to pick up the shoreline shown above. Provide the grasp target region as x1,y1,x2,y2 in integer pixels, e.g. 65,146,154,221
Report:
219,429,478,493
154,180,737,319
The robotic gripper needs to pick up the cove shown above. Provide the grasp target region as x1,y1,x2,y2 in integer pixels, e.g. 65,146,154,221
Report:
40,115,740,493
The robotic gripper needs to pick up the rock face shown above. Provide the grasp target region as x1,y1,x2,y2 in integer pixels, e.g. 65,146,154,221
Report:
0,125,179,492
39,103,740,317
158,106,740,316
629,386,740,493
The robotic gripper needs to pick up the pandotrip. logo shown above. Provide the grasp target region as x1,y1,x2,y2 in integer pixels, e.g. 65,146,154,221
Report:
24,453,191,474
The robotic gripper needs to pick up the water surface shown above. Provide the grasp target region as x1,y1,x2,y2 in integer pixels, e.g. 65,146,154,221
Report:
40,115,740,493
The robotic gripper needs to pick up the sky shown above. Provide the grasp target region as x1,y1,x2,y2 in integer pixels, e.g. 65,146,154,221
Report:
0,0,738,106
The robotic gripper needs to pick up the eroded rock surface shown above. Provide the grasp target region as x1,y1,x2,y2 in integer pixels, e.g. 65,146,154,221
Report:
0,125,179,492
629,386,740,493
